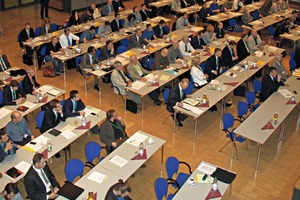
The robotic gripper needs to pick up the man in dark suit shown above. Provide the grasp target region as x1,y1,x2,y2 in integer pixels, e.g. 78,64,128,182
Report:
111,13,124,32
22,68,40,95
24,153,60,200
40,0,49,20
63,90,85,118
101,0,115,16
237,34,250,61
259,67,286,102
100,40,116,61
222,40,239,67
40,99,65,133
153,20,169,39
167,78,190,127
0,130,16,163
140,4,150,21
205,48,225,80
0,49,11,72
191,31,207,49
19,23,35,56
99,109,127,154
3,80,26,106
128,28,149,49
215,22,225,38
112,0,125,12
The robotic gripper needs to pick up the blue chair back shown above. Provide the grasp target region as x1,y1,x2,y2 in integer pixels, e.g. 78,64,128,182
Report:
290,52,295,59
36,111,45,129
237,101,248,118
95,49,101,58
40,46,47,57
268,26,275,36
200,62,206,72
163,89,170,104
246,91,256,105
163,26,170,34
65,21,70,28
253,10,260,20
121,38,129,47
85,141,102,163
229,19,237,28
17,33,21,42
147,58,154,70
154,178,168,200
166,157,179,179
289,59,297,71
35,27,42,36
120,19,125,26
50,23,58,31
253,79,261,93
0,90,3,105
117,45,128,54
60,100,65,108
76,56,82,67
19,81,23,90
222,113,234,130
184,82,194,94
65,159,84,183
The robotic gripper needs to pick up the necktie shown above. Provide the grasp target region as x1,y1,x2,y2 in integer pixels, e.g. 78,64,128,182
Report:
160,27,163,37
137,36,139,43
108,5,111,13
180,89,184,100
254,37,258,45
184,19,187,26
185,44,188,52
230,48,235,57
144,10,148,18
73,101,77,112
216,57,219,70
46,27,48,34
54,111,58,122
0,58,6,71
26,30,30,38
40,169,49,184
117,20,119,29
12,90,16,101
67,36,71,46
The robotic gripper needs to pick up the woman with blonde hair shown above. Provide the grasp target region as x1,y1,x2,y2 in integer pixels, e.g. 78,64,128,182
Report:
203,24,216,44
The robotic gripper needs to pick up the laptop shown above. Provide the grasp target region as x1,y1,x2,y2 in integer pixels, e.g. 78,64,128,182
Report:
58,182,84,200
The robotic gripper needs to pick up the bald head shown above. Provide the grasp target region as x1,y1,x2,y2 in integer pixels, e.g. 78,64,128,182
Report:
172,41,179,49
130,55,138,64
161,48,168,57
182,36,189,44
91,3,96,9
26,68,35,78
11,111,22,123
179,78,189,90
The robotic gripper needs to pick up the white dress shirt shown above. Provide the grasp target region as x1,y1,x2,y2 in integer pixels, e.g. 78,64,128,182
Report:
190,65,207,86
178,40,195,56
59,33,79,49
93,8,101,19
33,165,52,194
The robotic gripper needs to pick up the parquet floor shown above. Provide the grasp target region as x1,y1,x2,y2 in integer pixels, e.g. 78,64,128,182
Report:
0,1,299,199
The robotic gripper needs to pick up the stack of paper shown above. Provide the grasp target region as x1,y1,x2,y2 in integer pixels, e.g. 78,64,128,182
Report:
88,171,107,184
39,85,53,93
61,130,76,140
126,132,148,147
15,161,31,173
182,103,204,115
109,155,128,167
60,124,76,132
254,51,264,57
197,162,217,175
75,108,94,119
22,102,36,109
131,81,146,90
47,88,61,96
278,89,293,98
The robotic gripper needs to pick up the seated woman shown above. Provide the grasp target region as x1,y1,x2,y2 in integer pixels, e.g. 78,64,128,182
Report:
124,14,136,28
68,11,81,27
133,6,142,24
105,179,131,200
203,24,216,44
190,57,208,89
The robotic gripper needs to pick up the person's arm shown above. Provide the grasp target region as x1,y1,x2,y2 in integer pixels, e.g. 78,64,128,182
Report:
70,33,79,44
63,100,80,117
81,54,93,69
77,99,85,111
111,71,127,88
3,88,16,105
45,164,60,188
22,118,33,138
99,123,114,147
59,36,68,49
22,77,32,94
24,174,47,200
191,67,206,81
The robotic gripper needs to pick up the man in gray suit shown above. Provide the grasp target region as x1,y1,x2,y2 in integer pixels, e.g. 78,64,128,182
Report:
127,55,162,105
99,109,127,154
0,49,11,72
101,0,115,16
272,54,290,81
80,46,101,91
128,28,149,49
168,41,184,64
247,29,264,53
176,13,190,30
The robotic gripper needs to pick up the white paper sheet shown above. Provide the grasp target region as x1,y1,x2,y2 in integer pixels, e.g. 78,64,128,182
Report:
126,132,148,147
197,162,217,175
182,103,204,115
232,66,240,71
88,171,107,184
15,161,31,173
160,75,170,81
60,130,76,140
75,108,94,119
254,51,264,57
131,81,147,90
38,85,53,93
251,20,263,25
47,88,61,96
225,72,237,78
268,46,278,52
278,89,293,98
60,124,76,132
109,155,128,167
26,135,50,152
93,70,107,77
0,107,12,117
22,102,36,109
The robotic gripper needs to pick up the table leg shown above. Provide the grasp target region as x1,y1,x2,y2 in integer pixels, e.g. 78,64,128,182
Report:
228,183,233,200
173,110,177,133
193,118,197,143
160,145,164,177
32,48,37,72
296,109,300,131
84,71,87,92
220,98,226,128
255,144,262,170
277,121,285,151
141,96,144,120
63,61,66,83
98,77,101,99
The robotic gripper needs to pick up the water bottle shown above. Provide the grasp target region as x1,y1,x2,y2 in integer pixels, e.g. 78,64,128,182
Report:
47,140,52,152
152,74,156,83
212,177,218,191
217,81,222,91
166,34,171,42
182,60,187,68
2,72,5,81
82,115,86,127
273,112,278,125
107,59,110,66
38,90,43,101
291,94,296,102
139,142,144,155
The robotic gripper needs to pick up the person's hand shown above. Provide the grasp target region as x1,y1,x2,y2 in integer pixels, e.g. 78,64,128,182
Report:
233,56,238,60
116,116,122,121
204,74,209,78
178,102,183,107
212,70,218,75
111,142,117,148
31,135,35,140
48,192,59,199
16,98,25,105
141,77,147,81
162,35,167,39
127,82,132,87
277,74,282,82
4,141,13,152
191,51,198,56
186,94,192,98
53,187,59,193
79,111,86,116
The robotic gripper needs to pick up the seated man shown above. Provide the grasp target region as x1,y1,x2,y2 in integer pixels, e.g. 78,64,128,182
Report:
5,111,34,148
167,78,190,127
153,20,169,39
80,26,97,43
112,0,125,12
22,68,40,95
0,49,11,72
98,21,112,37
3,80,26,106
111,13,124,32
0,130,16,163
272,54,290,81
41,19,53,36
80,9,94,23
105,179,131,200
40,99,66,133
45,36,64,75
127,55,162,105
101,0,115,16
142,24,157,43
241,7,253,24
205,48,225,80
152,48,169,70
222,40,239,67
140,4,150,21
247,29,264,53
214,22,225,39
128,28,149,49
100,40,116,61
59,28,79,49
209,0,221,15
199,2,209,23
260,67,286,102
80,46,101,91
292,10,300,25
90,3,101,19
237,34,250,61
168,41,184,64
63,90,85,118
24,153,60,200
176,13,190,30
99,109,127,154
191,31,207,50
178,36,198,57
19,22,35,56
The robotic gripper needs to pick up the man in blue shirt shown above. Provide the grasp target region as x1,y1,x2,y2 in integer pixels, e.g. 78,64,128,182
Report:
209,0,221,15
0,130,16,162
142,24,157,42
5,111,34,148
80,26,97,43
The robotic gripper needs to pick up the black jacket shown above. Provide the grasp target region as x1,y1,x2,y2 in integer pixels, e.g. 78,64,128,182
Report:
167,84,186,113
112,0,125,13
3,86,26,106
100,46,116,61
111,19,124,32
22,75,40,95
62,98,85,118
237,39,250,61
191,36,206,49
259,74,284,101
40,109,66,133
214,27,225,38
140,10,149,21
19,28,35,48
0,55,11,72
205,55,224,80
153,25,168,38
222,46,236,67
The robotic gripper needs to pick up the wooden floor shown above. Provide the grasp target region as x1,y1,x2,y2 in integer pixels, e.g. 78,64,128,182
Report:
0,2,300,199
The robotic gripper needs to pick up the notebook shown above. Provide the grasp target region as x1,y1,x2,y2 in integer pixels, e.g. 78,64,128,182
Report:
49,129,62,137
58,182,84,200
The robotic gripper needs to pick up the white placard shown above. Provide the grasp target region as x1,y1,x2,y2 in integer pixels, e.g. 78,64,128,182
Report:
15,161,31,173
126,132,148,147
60,130,76,140
197,162,217,175
131,81,147,90
38,85,53,93
278,89,293,98
88,171,107,184
109,155,128,167
47,88,61,96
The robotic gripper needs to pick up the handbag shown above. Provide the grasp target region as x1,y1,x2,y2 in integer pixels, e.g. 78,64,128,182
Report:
22,54,33,66
43,66,56,77
126,99,137,114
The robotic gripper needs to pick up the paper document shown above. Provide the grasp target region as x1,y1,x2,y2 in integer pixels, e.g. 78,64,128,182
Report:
26,135,50,152
93,70,107,77
254,51,264,57
160,75,169,81
60,124,76,132
144,74,159,82
225,72,237,78
232,66,240,71
0,107,12,117
211,80,220,85
109,155,128,167
268,46,278,52
126,132,148,147
47,88,61,96
61,130,76,140
182,103,204,115
15,161,31,173
196,174,214,183
88,171,107,184
91,107,101,114
197,162,217,175
39,85,53,93
184,98,200,106
251,20,262,25
278,89,293,98
75,108,93,119
131,81,146,90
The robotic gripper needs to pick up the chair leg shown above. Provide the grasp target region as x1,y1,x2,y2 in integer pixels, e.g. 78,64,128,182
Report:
162,115,170,124
219,141,231,152
233,142,239,160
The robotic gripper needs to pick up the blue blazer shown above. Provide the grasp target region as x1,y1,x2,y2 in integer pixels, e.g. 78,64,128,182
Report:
62,98,85,118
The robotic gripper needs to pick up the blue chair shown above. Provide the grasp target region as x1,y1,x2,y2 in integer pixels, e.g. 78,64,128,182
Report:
65,21,70,28
290,52,295,59
147,58,154,70
165,156,192,189
117,45,128,54
85,141,104,168
76,56,83,75
184,82,194,95
235,101,248,123
60,100,65,108
120,38,129,47
0,90,3,106
253,79,261,97
229,19,243,33
268,26,276,45
162,88,171,124
39,46,47,68
200,62,206,72
289,59,297,72
36,111,45,130
95,49,101,58
65,159,85,183
110,79,125,106
154,178,176,200
50,23,58,31
220,113,247,160
253,10,260,20
120,19,125,26
35,27,42,36
246,91,259,112
19,81,23,90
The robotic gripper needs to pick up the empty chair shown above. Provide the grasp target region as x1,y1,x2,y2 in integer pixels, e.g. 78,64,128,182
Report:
290,52,295,59
235,101,248,123
35,111,45,130
220,113,247,160
50,23,58,31
35,27,42,36
65,158,84,183
85,141,104,168
253,79,262,97
246,91,259,112
184,82,194,95
229,19,243,34
95,49,101,58
165,156,192,188
120,38,129,47
154,177,176,200
253,10,260,20
117,45,128,54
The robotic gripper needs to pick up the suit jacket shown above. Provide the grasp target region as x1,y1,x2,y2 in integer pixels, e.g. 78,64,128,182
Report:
105,184,132,200
214,27,225,38
101,4,114,16
62,98,85,118
40,109,66,133
22,75,40,95
205,55,224,80
24,165,60,200
3,86,26,106
237,39,250,61
99,46,116,61
167,47,183,63
111,69,129,95
140,9,149,21
40,24,52,36
112,0,125,12
191,36,206,49
19,28,35,48
247,35,262,53
167,84,186,113
127,62,149,81
153,25,168,38
128,34,148,49
152,53,169,71
0,55,11,72
0,141,16,162
259,74,284,101
110,19,123,32
222,46,236,67
80,53,100,69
